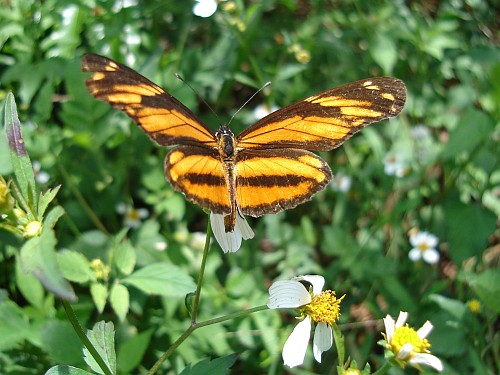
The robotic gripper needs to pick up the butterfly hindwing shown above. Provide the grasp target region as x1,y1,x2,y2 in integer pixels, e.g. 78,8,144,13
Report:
236,148,333,217
82,53,217,148
237,77,406,151
165,146,230,215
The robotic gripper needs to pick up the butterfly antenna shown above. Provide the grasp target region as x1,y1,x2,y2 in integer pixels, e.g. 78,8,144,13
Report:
175,73,223,126
228,81,272,126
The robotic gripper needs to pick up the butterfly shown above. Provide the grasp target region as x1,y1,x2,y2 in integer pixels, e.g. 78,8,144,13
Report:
82,53,406,232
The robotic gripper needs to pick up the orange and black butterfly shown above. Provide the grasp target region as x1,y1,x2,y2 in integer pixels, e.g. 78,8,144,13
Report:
82,54,406,232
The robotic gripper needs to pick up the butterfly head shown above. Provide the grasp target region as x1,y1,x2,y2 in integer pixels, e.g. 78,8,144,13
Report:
215,125,237,161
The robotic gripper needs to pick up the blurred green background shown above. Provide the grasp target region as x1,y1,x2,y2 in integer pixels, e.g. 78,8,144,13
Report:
0,0,498,374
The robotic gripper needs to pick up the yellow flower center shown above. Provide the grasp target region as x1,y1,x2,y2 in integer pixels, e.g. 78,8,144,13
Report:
301,290,345,324
467,299,481,314
391,325,431,358
127,209,140,221
418,243,429,251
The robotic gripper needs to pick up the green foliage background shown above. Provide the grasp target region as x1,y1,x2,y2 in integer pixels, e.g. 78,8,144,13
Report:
0,0,499,374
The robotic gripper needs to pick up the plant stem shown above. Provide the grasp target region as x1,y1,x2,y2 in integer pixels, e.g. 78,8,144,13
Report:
372,361,392,375
190,215,211,324
62,300,113,375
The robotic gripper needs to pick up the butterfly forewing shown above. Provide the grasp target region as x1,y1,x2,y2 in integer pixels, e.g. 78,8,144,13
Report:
237,77,406,151
236,149,332,217
82,53,217,148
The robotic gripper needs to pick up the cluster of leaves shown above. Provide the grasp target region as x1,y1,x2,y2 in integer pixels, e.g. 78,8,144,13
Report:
0,0,499,374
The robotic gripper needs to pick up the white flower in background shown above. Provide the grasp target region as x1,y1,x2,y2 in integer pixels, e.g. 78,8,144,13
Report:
409,231,440,264
32,161,50,184
252,103,280,120
410,124,432,141
268,275,344,368
116,203,149,228
193,0,217,18
210,211,254,253
383,152,408,177
154,240,168,252
330,173,352,192
382,311,443,372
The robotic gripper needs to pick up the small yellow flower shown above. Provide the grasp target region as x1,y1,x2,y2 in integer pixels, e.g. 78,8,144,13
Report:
90,258,110,281
24,220,42,238
0,176,15,213
268,275,344,367
467,299,481,314
382,311,443,371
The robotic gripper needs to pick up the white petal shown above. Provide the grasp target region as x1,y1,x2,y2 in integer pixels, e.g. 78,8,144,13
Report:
268,280,312,309
210,213,242,253
383,315,396,343
395,311,408,328
294,275,325,295
410,231,425,247
236,211,254,240
397,343,414,360
410,353,444,372
408,248,422,262
313,322,333,363
423,248,440,264
417,321,433,339
137,208,149,219
116,202,127,214
282,317,311,368
193,0,217,17
425,233,439,248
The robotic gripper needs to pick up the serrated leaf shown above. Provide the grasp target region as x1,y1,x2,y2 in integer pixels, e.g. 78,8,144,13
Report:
45,365,95,375
179,353,238,375
83,321,116,375
116,328,153,373
57,249,95,283
122,263,196,297
109,283,129,322
4,92,38,213
43,205,65,230
38,184,61,217
90,283,108,313
20,228,76,301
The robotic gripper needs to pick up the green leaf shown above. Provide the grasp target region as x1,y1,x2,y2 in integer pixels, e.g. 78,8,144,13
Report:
114,241,136,276
466,269,500,313
109,283,129,322
41,320,86,366
15,254,45,309
179,353,238,375
20,228,76,301
116,328,153,373
122,263,196,297
43,205,66,231
38,185,61,217
57,249,95,284
90,283,108,314
3,92,37,213
83,321,116,375
369,34,397,74
442,109,493,159
0,300,31,351
45,366,95,375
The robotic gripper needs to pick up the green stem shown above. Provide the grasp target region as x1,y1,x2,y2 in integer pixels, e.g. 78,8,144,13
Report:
196,305,268,328
372,360,392,375
190,216,211,323
61,300,113,375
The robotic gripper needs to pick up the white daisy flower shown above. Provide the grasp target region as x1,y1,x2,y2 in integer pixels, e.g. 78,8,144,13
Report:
383,152,408,177
116,203,149,228
193,0,217,18
330,173,352,192
409,231,440,264
252,103,279,120
382,311,443,372
268,275,344,368
210,211,254,253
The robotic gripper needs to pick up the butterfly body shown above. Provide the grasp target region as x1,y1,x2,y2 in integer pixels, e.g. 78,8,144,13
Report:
82,54,406,232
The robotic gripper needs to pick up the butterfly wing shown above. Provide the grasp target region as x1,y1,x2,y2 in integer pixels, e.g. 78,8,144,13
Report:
237,77,406,150
236,148,332,217
165,146,230,215
82,53,217,148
